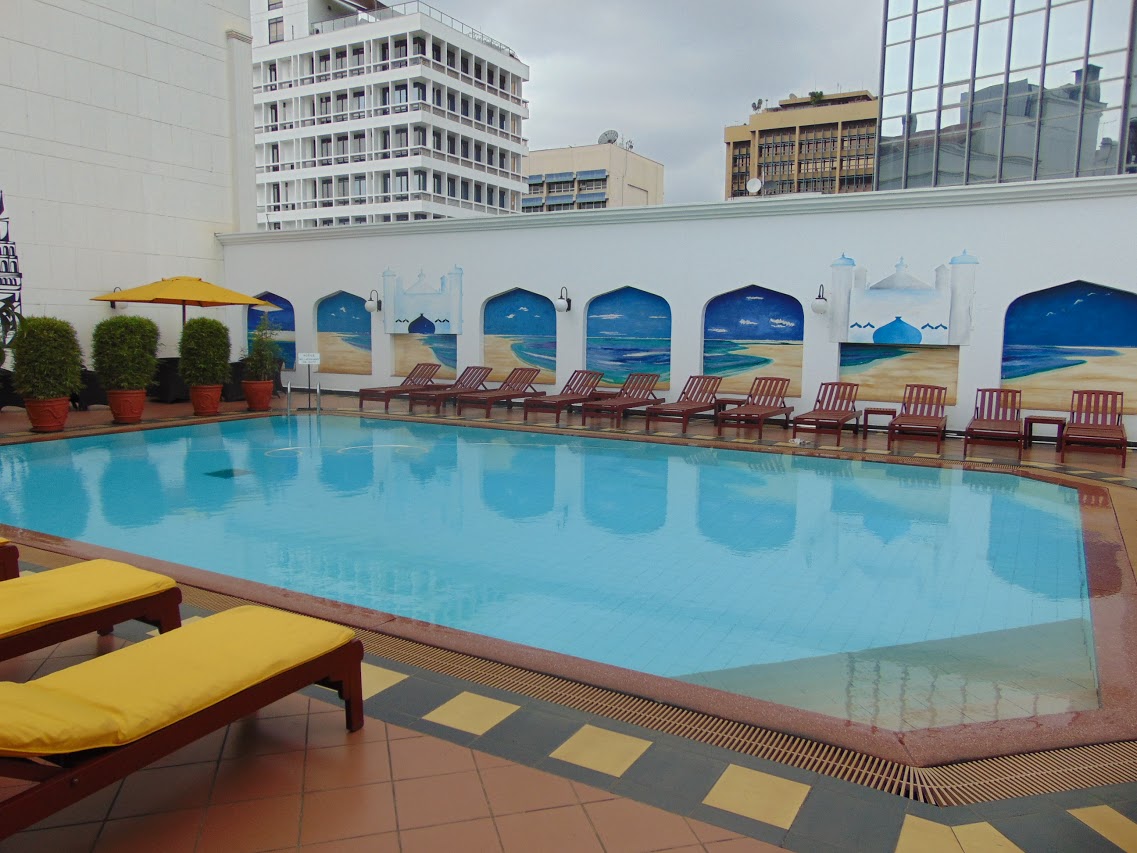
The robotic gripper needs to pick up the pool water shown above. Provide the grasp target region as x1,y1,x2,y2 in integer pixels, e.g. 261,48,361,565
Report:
0,416,1099,730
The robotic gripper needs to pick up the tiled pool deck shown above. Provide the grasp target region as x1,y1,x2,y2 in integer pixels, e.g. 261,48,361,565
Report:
4,394,1137,851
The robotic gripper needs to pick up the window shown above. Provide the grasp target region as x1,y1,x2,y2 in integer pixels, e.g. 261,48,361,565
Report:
547,180,573,193
335,51,346,69
461,180,470,200
460,56,469,74
433,173,442,194
268,17,283,43
447,177,456,197
351,47,364,67
432,43,442,62
413,37,426,55
394,172,409,193
337,176,348,198
335,135,348,161
578,200,607,209
335,93,347,117
394,128,408,149
432,131,442,150
474,103,482,122
269,143,279,165
268,0,282,9
499,189,507,208
352,90,365,115
461,139,469,159
317,95,331,121
413,82,426,102
460,98,469,117
447,135,456,155
353,175,366,198
447,93,456,112
415,171,427,191
266,103,278,128
393,40,407,59
317,54,330,73
474,143,482,162
267,63,277,83
270,183,280,203
578,179,607,192
473,184,482,203
414,127,426,146
320,178,332,200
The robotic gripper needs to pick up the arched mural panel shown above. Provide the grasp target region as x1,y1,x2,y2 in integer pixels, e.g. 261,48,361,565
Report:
1001,281,1137,413
249,292,296,369
483,289,556,383
586,286,671,390
702,285,804,395
316,291,371,375
393,326,457,379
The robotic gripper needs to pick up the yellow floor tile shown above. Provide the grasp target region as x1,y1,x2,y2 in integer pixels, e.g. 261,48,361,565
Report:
361,663,408,699
953,821,1025,852
423,691,519,735
894,815,963,852
549,724,652,777
1070,805,1137,852
701,764,811,830
914,452,942,458
147,615,202,636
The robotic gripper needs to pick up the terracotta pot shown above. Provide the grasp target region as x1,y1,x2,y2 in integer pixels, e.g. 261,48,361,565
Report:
189,384,223,416
242,379,274,412
106,388,147,424
24,397,71,433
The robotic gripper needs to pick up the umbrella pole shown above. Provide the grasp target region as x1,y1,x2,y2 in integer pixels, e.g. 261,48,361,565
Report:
182,302,187,327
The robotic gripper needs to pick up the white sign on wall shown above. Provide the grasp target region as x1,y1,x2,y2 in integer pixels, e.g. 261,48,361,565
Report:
297,352,321,366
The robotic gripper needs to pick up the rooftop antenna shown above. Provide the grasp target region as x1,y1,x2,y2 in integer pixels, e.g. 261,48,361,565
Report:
597,129,619,145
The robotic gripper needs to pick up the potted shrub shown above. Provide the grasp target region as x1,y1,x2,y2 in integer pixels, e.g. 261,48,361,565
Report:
178,318,231,416
242,314,280,412
10,317,83,432
92,315,159,424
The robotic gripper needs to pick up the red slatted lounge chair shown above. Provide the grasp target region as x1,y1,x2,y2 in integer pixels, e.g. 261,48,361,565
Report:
358,362,441,412
644,375,723,434
523,370,604,425
455,367,546,417
792,382,862,446
580,373,661,427
963,388,1023,460
0,537,17,581
715,376,793,438
887,383,948,454
1,558,182,662
1060,389,1127,467
407,365,493,415
0,606,363,838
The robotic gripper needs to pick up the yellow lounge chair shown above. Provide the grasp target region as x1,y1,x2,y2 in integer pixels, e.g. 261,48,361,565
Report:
0,605,364,837
0,558,182,661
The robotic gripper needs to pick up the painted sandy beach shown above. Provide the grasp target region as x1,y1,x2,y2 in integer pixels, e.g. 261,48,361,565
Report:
316,332,371,375
394,334,456,379
705,341,804,395
484,335,555,384
1002,346,1137,413
839,345,959,404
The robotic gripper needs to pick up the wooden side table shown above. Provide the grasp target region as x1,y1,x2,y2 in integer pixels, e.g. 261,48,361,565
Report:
1024,415,1066,447
863,407,898,432
713,395,749,414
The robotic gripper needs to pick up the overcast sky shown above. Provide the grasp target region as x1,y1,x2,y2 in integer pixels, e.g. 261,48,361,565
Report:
428,0,885,204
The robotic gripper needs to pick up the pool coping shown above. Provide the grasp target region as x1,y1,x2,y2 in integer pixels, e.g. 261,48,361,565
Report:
4,411,1137,772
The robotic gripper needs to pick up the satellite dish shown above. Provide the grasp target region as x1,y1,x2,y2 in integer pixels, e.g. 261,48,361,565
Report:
598,129,619,145
746,178,763,195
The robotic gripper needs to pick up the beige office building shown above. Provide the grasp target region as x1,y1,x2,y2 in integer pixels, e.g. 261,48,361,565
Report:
724,92,878,198
522,142,664,212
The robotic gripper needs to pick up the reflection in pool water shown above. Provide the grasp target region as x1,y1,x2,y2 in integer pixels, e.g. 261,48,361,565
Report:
0,416,1098,730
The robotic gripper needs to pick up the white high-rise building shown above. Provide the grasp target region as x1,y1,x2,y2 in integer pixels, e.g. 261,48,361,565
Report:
250,1,529,229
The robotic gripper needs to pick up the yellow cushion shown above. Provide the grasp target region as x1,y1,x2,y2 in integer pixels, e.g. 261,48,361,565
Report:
0,606,356,757
0,559,176,639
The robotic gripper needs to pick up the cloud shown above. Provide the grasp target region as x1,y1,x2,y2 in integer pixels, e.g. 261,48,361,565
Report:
591,313,623,320
648,315,667,319
745,295,765,300
506,313,516,319
708,326,729,334
518,306,529,311
770,318,797,327
738,318,758,326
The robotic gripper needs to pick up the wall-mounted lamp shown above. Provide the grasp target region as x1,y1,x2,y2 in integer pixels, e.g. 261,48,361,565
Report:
810,284,828,315
365,289,382,313
109,286,123,310
554,286,571,313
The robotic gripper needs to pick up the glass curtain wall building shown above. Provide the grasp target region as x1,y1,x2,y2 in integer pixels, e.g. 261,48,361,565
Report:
876,0,1137,189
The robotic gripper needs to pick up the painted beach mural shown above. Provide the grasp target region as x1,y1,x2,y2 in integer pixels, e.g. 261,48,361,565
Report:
248,292,296,369
483,289,556,383
839,344,959,404
394,330,457,379
316,291,371,375
1001,281,1137,413
703,285,803,395
586,287,671,390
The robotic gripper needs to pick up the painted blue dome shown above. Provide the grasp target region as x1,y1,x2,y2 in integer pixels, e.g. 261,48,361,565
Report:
950,249,979,265
830,253,856,267
873,316,922,345
408,314,436,334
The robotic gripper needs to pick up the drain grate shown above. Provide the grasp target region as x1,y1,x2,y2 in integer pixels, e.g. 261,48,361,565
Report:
179,584,1137,806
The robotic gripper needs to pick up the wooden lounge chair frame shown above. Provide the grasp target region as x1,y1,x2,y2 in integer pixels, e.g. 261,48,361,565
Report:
0,630,364,837
358,362,441,412
715,376,793,438
579,373,661,427
0,540,17,581
887,383,948,454
0,554,183,662
644,375,722,434
963,388,1023,460
1060,389,1127,467
792,382,862,446
523,370,604,425
455,367,546,417
407,366,493,415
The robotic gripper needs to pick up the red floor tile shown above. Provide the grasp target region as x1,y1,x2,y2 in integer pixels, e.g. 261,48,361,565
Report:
209,750,306,804
197,794,302,853
494,804,605,853
108,762,215,820
299,782,398,845
304,740,393,791
394,770,491,830
220,713,309,759
92,807,204,853
480,763,579,815
389,733,477,780
400,817,503,853
584,798,702,853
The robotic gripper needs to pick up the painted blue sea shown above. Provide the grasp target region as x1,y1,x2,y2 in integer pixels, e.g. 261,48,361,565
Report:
703,340,775,375
839,343,909,372
587,336,672,386
1002,345,1122,380
510,337,556,372
421,334,457,368
339,333,372,352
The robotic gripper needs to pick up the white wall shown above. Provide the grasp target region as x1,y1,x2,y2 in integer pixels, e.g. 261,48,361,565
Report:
0,0,253,356
219,176,1137,430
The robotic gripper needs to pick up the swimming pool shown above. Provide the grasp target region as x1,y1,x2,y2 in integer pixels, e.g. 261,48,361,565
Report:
0,416,1098,731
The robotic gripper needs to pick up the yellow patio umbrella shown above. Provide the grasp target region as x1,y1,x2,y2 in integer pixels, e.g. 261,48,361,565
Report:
91,277,275,326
